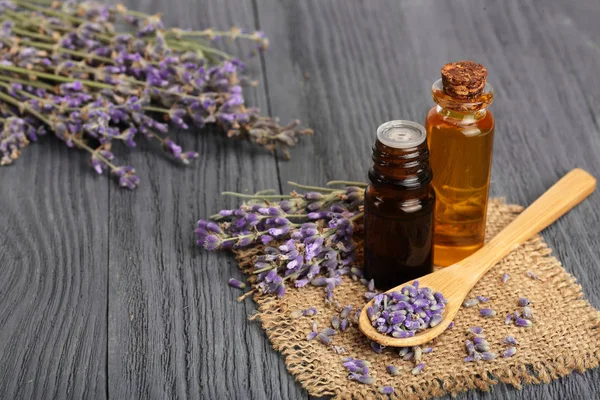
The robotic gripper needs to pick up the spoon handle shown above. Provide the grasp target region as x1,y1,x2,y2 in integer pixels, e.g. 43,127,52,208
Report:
461,169,596,280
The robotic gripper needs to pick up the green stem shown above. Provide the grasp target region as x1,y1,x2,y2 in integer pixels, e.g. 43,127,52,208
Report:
10,26,55,42
13,0,86,24
0,75,55,91
221,192,294,199
327,180,368,187
72,138,119,171
143,106,170,114
0,64,113,90
0,89,51,125
19,39,116,64
287,181,338,192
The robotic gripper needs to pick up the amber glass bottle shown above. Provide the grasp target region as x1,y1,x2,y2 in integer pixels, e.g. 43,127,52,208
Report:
364,120,435,291
425,61,495,266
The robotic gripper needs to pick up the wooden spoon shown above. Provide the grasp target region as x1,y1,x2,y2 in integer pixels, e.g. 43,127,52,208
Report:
358,168,596,347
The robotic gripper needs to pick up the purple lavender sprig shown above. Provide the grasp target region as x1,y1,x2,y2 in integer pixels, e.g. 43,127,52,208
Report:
196,182,365,298
0,0,312,188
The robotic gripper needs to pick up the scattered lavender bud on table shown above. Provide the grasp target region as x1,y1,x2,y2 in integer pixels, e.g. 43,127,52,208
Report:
502,347,517,358
331,346,347,354
526,270,540,280
398,347,410,357
505,314,513,325
476,295,490,303
515,318,533,327
402,351,415,361
331,315,340,330
480,308,496,317
228,278,246,290
320,328,336,337
463,298,480,308
411,363,425,375
379,386,395,395
522,306,534,319
370,341,384,354
501,273,511,284
303,307,318,316
422,347,433,354
340,319,349,331
518,297,530,307
446,321,455,330
356,375,376,385
504,336,518,346
317,333,332,345
467,326,484,335
386,365,400,376
306,331,318,341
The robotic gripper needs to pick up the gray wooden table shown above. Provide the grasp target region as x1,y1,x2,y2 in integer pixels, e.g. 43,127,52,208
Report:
2,0,600,399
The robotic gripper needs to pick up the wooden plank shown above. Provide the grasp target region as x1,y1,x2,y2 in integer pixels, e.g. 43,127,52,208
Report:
255,0,600,398
0,139,108,399
105,0,306,398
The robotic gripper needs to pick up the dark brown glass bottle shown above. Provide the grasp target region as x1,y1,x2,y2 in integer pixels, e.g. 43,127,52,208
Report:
364,120,435,291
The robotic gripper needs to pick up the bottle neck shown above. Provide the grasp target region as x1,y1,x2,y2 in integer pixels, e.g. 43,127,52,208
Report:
431,78,494,115
368,139,432,191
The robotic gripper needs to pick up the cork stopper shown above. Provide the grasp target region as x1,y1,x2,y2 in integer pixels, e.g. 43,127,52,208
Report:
441,61,487,99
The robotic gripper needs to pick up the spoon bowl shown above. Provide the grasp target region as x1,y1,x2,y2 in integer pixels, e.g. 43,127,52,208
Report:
359,169,596,347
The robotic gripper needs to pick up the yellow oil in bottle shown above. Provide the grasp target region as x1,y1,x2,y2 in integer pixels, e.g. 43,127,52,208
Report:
425,61,495,266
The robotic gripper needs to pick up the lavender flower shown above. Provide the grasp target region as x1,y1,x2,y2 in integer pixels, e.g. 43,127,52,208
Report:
411,363,424,375
467,326,484,335
518,297,530,307
526,271,540,280
476,295,490,303
505,313,513,325
515,318,533,327
501,273,510,284
462,298,479,307
0,1,312,187
343,358,374,385
197,184,363,298
386,365,399,376
504,336,518,346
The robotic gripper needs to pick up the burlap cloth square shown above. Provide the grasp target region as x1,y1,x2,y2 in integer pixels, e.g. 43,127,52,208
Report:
234,199,600,399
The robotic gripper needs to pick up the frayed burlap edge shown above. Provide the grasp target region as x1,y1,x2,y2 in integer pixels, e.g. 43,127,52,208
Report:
234,199,600,399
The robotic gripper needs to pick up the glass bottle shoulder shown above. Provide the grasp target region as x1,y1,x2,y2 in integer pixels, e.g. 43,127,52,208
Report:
426,106,494,138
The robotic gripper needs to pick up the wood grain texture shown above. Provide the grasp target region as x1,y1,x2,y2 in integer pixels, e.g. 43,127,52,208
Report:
1,0,600,399
256,0,600,398
0,139,109,399
104,0,307,398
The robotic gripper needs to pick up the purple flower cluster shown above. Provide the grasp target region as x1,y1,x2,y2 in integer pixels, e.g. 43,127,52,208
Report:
196,184,364,298
366,280,447,338
463,328,497,362
506,297,534,327
0,0,312,188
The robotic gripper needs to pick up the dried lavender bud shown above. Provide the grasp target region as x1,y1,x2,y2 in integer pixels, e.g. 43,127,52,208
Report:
422,347,433,354
505,314,513,325
476,295,490,303
320,328,336,337
331,315,340,330
518,297,530,307
481,352,497,361
526,271,540,280
368,283,446,337
306,331,317,341
386,365,399,376
303,307,318,316
504,336,518,346
514,310,521,319
465,340,475,355
370,341,384,353
480,308,496,317
340,319,349,331
228,278,246,289
522,306,534,319
402,352,414,361
331,345,347,354
463,298,479,307
501,273,511,284
367,279,376,292
446,321,455,330
502,347,517,358
340,305,353,319
312,321,318,332
413,346,423,362
398,347,410,357
467,326,484,335
317,333,332,345
464,354,477,362
475,342,490,352
379,386,395,395
290,310,304,319
357,375,376,385
515,318,533,327
411,363,424,375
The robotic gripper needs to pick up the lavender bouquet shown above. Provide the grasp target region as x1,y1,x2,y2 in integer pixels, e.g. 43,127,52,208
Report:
195,181,367,300
0,0,312,188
